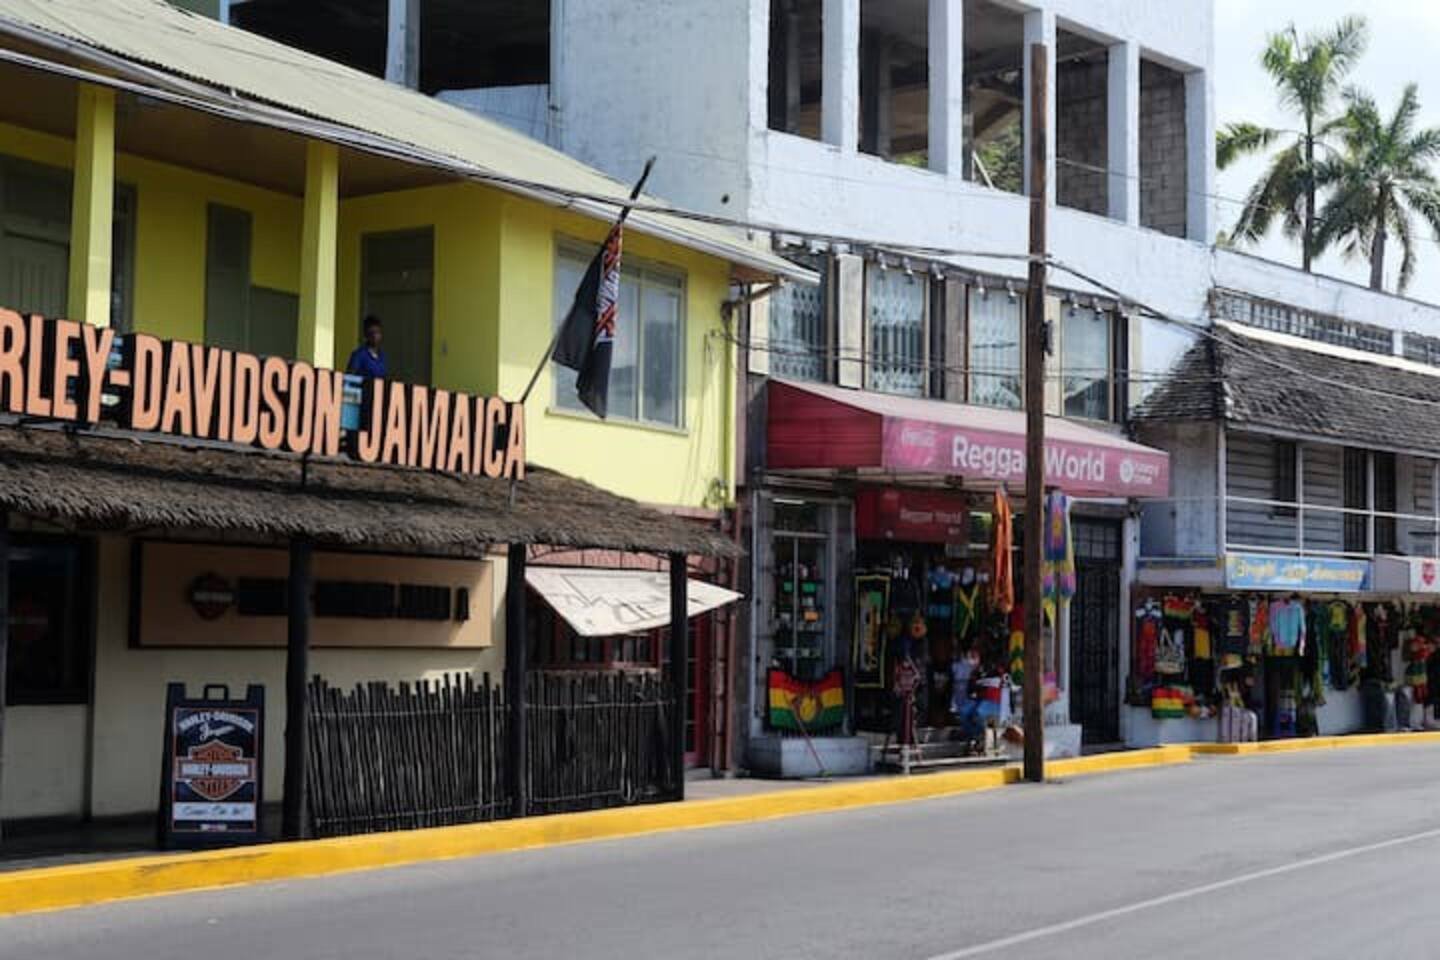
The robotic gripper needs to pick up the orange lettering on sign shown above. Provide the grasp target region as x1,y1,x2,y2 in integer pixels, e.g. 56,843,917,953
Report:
50,320,81,421
215,348,234,442
190,344,222,438
159,341,194,436
128,334,164,431
481,396,506,479
354,378,384,464
285,362,315,454
409,386,451,471
257,356,287,451
311,369,343,457
504,402,526,480
0,309,527,479
381,380,409,466
231,352,260,445
24,314,51,418
446,393,472,474
0,309,23,414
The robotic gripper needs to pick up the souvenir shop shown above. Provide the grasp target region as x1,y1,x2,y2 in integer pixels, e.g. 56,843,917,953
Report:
849,487,1074,761
1129,554,1440,745
747,380,1172,776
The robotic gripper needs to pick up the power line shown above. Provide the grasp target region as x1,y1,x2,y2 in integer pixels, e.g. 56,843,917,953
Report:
1046,257,1440,412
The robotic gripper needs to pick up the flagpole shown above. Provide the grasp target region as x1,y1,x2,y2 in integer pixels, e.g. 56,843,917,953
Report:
517,156,656,408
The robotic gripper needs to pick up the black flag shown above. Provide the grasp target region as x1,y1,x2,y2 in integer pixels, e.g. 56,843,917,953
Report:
552,226,623,418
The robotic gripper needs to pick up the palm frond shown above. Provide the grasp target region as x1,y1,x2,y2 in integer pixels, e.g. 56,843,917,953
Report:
1216,123,1283,169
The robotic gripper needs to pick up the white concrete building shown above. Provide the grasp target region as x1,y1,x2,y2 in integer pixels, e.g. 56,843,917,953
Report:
226,0,1440,758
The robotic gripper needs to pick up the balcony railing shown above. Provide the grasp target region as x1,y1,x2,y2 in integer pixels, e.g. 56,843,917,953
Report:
1141,493,1440,561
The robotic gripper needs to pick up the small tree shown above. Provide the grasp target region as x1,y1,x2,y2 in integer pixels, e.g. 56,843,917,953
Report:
1217,16,1368,271
1313,84,1440,293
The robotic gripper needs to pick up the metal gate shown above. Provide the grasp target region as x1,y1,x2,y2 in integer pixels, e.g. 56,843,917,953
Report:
1069,521,1121,744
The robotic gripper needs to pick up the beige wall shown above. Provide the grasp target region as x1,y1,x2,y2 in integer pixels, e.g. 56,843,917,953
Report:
0,705,87,819
71,535,507,818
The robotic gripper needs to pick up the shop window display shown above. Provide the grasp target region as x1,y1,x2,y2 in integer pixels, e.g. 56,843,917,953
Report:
849,488,1064,759
768,500,832,680
1128,589,1439,739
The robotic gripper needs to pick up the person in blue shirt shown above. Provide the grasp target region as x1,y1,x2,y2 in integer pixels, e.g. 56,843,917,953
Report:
346,315,387,379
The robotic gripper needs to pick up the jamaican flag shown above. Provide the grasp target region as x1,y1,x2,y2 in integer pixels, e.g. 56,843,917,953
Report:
768,668,845,732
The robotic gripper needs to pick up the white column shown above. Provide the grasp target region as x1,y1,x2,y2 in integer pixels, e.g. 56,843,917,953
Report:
385,0,420,89
1107,40,1140,225
1185,68,1215,242
928,0,964,176
1023,9,1057,205
835,253,865,388
822,0,860,152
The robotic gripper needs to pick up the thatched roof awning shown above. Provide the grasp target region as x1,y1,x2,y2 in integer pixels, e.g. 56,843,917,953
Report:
0,426,738,558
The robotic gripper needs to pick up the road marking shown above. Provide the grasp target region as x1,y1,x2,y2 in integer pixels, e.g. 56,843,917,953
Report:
926,824,1440,959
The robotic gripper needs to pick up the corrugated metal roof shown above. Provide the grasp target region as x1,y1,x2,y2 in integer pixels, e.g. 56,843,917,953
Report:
0,0,806,281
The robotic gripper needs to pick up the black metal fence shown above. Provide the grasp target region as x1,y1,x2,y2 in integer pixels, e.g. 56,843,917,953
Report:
305,671,676,838
527,670,678,816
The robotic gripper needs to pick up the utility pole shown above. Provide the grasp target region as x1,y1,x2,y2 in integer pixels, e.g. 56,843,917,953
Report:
1022,40,1049,784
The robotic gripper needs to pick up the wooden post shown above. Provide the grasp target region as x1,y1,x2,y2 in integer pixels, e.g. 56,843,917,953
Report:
282,538,312,839
0,509,8,842
668,553,688,800
505,542,529,817
1023,41,1049,784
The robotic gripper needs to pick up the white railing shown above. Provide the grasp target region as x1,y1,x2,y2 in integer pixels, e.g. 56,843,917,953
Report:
1141,493,1440,561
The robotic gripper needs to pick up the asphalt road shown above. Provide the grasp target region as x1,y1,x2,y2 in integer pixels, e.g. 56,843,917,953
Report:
7,745,1440,960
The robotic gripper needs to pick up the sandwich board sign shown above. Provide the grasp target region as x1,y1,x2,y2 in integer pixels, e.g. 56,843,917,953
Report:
158,682,265,849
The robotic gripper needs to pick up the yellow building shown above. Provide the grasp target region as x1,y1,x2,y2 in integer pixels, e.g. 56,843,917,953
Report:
0,0,798,830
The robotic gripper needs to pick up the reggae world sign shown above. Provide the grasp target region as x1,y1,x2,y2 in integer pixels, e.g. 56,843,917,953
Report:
0,309,525,478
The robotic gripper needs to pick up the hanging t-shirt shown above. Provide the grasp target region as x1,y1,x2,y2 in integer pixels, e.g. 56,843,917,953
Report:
1365,605,1396,683
1156,595,1194,676
1135,602,1163,681
1323,601,1352,691
1268,599,1306,656
1216,597,1249,669
1248,597,1269,656
954,582,982,645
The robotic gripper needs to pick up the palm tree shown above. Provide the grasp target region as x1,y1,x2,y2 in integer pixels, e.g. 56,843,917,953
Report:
1217,16,1368,271
1312,84,1440,293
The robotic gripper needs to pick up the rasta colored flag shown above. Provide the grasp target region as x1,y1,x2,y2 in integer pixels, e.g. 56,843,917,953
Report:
768,668,845,732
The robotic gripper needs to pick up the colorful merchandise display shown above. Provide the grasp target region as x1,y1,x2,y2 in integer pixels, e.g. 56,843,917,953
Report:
1130,590,1429,739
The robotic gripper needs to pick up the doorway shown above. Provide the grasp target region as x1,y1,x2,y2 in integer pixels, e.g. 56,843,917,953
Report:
1068,519,1121,744
361,228,434,385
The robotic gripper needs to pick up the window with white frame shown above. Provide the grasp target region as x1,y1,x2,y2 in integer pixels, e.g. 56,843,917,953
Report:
553,245,685,427
967,286,1022,409
1061,303,1113,421
866,263,928,396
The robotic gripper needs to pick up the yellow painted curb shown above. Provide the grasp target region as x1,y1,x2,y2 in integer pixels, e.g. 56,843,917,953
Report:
0,763,1023,918
1189,730,1440,756
0,744,1229,918
1046,744,1193,777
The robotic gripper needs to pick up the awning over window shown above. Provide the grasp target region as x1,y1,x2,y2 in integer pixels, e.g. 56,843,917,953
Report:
526,567,742,638
766,380,1170,498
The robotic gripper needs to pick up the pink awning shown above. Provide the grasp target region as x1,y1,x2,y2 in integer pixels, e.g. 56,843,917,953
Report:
766,380,1170,498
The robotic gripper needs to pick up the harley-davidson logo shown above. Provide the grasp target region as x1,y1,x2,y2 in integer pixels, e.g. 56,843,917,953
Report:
174,739,255,802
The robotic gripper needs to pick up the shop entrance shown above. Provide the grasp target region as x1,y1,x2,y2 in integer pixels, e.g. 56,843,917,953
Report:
1069,520,1122,743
